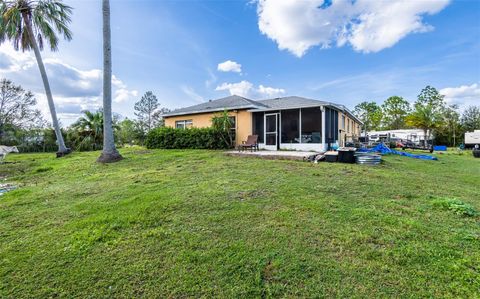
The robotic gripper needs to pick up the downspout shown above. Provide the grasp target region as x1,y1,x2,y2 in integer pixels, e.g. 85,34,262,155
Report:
235,110,239,147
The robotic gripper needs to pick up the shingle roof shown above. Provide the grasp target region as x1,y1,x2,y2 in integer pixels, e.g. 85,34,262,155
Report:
162,95,266,117
255,96,361,124
257,96,330,110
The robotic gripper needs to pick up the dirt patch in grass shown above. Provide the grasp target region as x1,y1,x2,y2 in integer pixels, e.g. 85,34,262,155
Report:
232,189,272,201
262,260,275,283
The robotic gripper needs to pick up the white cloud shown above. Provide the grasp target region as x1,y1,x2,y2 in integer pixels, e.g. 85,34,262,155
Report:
217,60,242,73
256,0,450,57
216,81,253,97
112,75,139,103
215,80,285,98
258,85,286,97
0,44,138,124
34,93,102,123
440,83,480,109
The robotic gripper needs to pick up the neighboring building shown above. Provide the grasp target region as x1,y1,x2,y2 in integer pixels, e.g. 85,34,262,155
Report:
365,129,432,145
163,95,362,151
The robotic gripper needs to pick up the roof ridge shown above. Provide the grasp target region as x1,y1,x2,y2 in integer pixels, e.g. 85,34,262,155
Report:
162,94,265,117
231,94,268,107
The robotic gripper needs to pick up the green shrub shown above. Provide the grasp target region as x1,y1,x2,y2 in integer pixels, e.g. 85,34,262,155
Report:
432,198,478,217
145,127,232,150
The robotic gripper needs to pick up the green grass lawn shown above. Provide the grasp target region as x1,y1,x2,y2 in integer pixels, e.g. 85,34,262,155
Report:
0,148,479,297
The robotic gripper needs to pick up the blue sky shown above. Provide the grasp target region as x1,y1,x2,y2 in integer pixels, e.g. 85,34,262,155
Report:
0,0,479,125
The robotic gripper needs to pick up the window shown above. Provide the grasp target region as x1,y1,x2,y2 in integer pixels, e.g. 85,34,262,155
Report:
341,115,345,130
252,112,264,143
301,107,322,143
347,119,350,133
175,120,193,129
281,109,300,143
228,116,236,141
228,116,236,127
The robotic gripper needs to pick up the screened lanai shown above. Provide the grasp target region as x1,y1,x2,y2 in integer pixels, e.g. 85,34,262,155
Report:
251,106,339,151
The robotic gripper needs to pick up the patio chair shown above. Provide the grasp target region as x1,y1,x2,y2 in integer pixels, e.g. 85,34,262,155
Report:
238,135,259,152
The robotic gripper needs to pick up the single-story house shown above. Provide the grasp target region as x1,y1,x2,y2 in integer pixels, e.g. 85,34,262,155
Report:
163,95,362,151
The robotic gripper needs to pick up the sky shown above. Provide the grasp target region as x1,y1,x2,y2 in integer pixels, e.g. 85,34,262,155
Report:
0,0,479,126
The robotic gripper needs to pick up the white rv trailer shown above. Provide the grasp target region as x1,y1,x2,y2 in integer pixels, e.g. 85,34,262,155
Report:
366,129,431,145
465,130,480,148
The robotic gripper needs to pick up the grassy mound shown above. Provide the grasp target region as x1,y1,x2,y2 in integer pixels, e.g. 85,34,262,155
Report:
0,148,479,297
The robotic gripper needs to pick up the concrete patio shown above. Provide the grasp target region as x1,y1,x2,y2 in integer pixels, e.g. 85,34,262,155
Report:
225,150,321,161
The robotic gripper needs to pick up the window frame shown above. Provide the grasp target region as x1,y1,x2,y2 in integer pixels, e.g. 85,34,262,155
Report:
175,119,193,129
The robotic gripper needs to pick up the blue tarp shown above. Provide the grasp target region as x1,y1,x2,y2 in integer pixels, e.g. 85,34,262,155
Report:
358,143,438,160
433,145,447,151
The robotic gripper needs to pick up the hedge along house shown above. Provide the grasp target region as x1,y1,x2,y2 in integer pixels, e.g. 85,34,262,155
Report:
163,95,362,151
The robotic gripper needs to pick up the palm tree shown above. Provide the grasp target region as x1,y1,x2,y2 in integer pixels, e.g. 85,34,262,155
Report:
97,0,122,163
406,86,446,146
0,0,72,156
71,110,104,147
406,105,434,144
70,110,120,151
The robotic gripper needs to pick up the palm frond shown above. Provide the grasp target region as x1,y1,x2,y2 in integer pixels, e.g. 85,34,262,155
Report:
0,2,7,43
33,0,72,51
0,0,72,51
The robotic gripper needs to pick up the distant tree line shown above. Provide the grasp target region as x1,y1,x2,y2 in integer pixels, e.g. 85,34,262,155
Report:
0,78,170,152
353,85,480,146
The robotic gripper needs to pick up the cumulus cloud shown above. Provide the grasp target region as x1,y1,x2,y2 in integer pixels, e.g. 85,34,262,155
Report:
256,0,450,57
440,83,480,109
112,75,139,103
216,81,253,97
217,60,242,73
258,85,286,97
0,44,138,124
33,93,102,122
215,80,285,98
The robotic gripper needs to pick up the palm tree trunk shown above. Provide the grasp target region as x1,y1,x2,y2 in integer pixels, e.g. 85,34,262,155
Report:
97,0,122,163
23,14,69,156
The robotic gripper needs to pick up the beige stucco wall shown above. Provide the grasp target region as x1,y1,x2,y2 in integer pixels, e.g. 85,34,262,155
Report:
338,112,361,146
164,110,252,146
165,113,212,128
